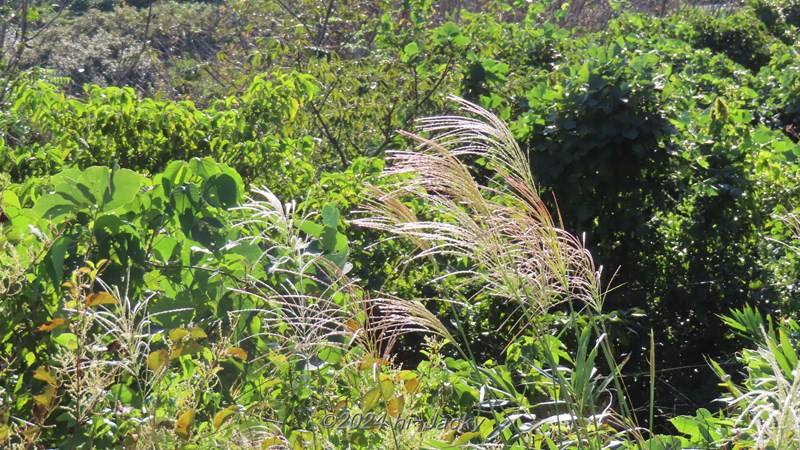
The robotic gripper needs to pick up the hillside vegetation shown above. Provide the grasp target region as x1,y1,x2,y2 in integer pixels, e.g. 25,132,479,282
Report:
2,0,800,448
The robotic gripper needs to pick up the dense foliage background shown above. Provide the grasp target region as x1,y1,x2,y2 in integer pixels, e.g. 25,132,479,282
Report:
2,0,800,448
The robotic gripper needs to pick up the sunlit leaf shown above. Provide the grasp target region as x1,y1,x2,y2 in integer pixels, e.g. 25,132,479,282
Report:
33,385,56,406
387,396,404,418
380,379,394,400
344,319,359,332
170,341,205,360
225,347,248,361
169,328,189,342
33,366,57,386
147,349,169,372
38,318,66,332
53,333,78,350
404,377,420,394
213,405,238,429
360,387,382,413
174,409,196,437
261,436,284,448
189,327,207,340
85,292,117,307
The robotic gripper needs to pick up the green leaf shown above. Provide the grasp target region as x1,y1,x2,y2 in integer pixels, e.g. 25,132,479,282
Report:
53,332,79,351
403,42,420,61
102,168,142,211
202,173,239,209
172,183,201,214
77,166,111,205
670,415,700,440
297,219,324,238
188,157,223,179
108,383,141,407
779,328,798,370
33,193,77,221
45,237,70,287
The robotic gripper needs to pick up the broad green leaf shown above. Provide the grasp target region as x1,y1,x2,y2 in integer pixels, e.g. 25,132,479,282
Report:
53,333,78,350
172,183,201,214
153,236,180,262
45,237,70,287
202,173,239,208
321,203,339,228
669,415,700,440
318,347,343,364
77,166,111,205
103,168,142,211
188,157,222,179
109,384,140,406
52,181,90,206
403,42,420,61
33,193,76,221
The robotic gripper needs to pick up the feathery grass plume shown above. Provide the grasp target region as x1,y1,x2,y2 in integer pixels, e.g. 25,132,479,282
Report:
354,95,604,318
353,96,640,447
231,187,455,368
726,327,800,448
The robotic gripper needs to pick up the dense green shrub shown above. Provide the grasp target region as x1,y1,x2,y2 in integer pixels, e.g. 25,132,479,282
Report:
685,11,776,72
0,72,319,198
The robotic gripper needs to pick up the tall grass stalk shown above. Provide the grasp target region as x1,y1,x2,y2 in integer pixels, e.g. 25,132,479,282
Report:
354,96,640,447
231,187,456,374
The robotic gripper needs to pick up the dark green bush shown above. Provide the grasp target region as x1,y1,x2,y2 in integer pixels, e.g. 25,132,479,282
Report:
687,11,775,71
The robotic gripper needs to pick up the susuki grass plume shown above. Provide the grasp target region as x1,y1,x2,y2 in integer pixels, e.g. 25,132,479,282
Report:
354,95,604,318
353,96,639,448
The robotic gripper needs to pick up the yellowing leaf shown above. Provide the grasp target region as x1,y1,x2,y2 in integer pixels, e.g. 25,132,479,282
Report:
20,426,39,440
454,431,481,445
261,436,284,448
398,370,416,380
189,327,207,340
33,366,57,386
212,405,238,429
169,328,189,342
85,292,117,307
360,387,382,413
33,385,56,406
387,396,405,418
37,318,66,332
358,354,390,371
174,409,196,437
404,377,420,394
225,347,248,361
0,424,9,442
380,379,394,401
147,349,169,372
344,319,359,332
170,341,205,360
332,398,347,414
